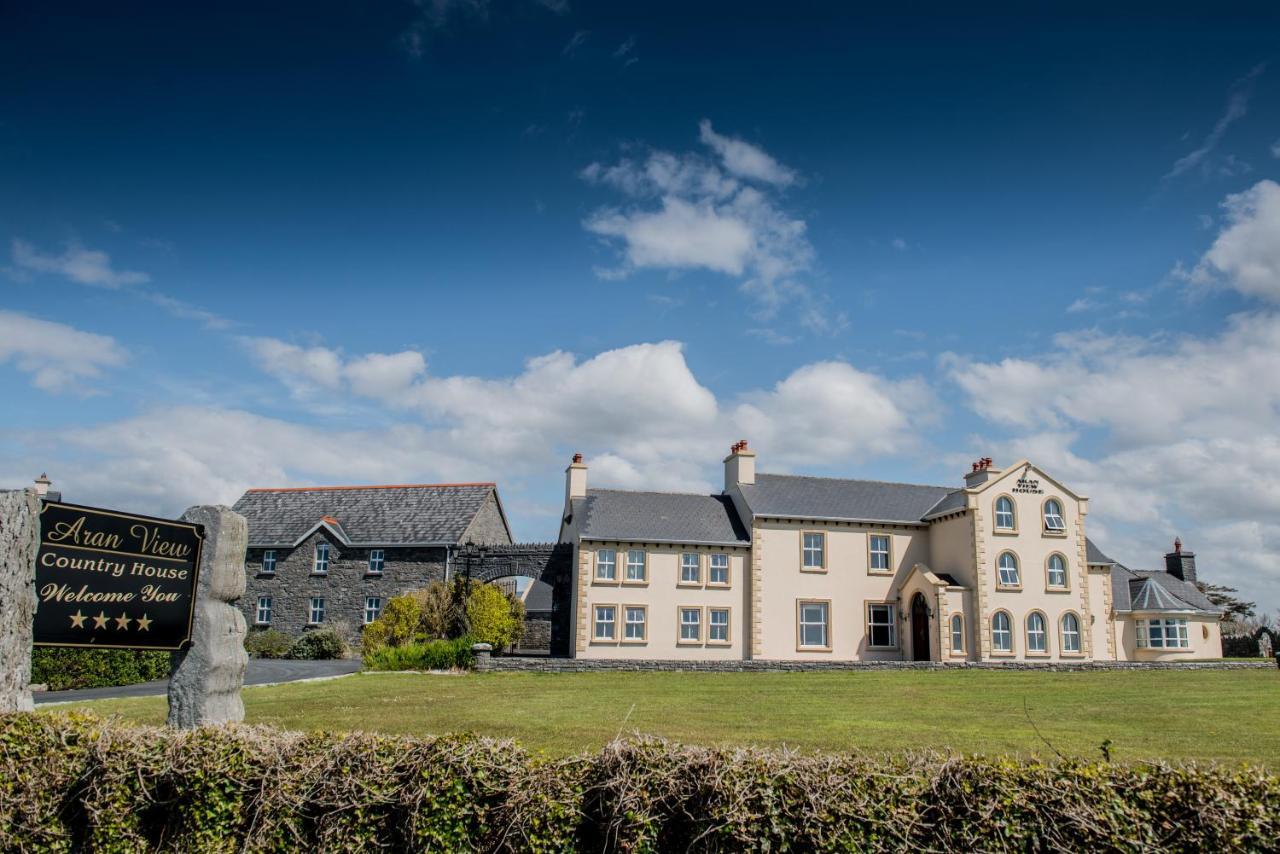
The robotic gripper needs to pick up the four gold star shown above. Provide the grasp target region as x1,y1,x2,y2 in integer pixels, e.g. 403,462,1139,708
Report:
113,613,131,630
70,610,156,632
92,611,109,629
135,613,152,631
69,610,87,629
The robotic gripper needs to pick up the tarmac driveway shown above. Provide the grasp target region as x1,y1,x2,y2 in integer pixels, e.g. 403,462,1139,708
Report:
34,658,361,704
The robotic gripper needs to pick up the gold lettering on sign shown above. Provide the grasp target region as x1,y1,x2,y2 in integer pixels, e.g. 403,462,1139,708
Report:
130,524,192,559
45,515,124,550
140,584,182,604
39,583,136,604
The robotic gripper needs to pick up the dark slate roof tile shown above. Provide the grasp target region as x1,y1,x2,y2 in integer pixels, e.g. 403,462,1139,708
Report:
739,473,953,524
578,489,750,546
1110,563,1220,614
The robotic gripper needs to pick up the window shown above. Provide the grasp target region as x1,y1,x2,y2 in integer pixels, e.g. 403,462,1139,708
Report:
708,608,730,643
1026,611,1048,653
995,496,1016,530
1046,553,1068,588
255,597,272,625
593,605,617,641
364,597,383,624
312,543,330,575
798,601,830,649
868,534,891,573
1136,618,1190,649
1043,499,1066,533
997,552,1021,587
950,614,965,654
624,606,647,641
261,550,277,574
680,553,701,585
991,611,1012,652
595,549,617,581
309,597,326,624
708,553,729,585
1061,613,1081,653
679,607,702,643
867,603,897,648
802,532,826,570
625,549,647,582
367,549,385,574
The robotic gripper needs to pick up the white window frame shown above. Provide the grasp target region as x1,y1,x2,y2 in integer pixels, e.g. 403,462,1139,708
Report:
997,552,1021,588
623,605,647,642
801,531,826,571
595,549,617,582
797,600,830,650
1043,498,1066,533
680,553,701,586
308,597,326,625
1137,618,1190,649
364,596,383,624
261,550,277,574
593,605,617,641
707,607,730,644
708,553,729,586
678,607,702,643
991,611,1013,653
368,549,385,575
255,596,272,625
950,613,965,654
867,603,897,649
624,549,647,583
1060,612,1082,654
1026,611,1048,654
868,534,891,573
1046,553,1068,589
312,543,330,575
995,496,1016,531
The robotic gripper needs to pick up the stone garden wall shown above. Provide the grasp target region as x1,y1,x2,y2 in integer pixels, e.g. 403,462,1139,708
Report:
482,656,1274,673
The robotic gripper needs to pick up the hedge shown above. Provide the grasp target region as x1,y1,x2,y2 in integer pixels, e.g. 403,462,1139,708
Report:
30,648,170,692
1,714,1277,852
363,636,476,672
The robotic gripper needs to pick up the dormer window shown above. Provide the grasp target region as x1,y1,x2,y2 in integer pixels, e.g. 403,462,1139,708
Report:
313,543,330,575
995,496,1016,531
1043,499,1065,533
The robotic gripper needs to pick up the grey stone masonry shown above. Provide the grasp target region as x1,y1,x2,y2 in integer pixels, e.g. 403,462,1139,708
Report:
462,492,513,545
241,529,449,636
0,489,38,713
485,657,1275,673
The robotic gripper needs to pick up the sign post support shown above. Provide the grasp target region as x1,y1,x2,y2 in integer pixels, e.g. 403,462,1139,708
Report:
167,505,248,728
0,489,38,713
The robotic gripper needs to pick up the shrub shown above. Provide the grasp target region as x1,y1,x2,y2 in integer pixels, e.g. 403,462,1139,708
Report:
1222,635,1262,657
243,628,294,659
362,637,476,671
2,714,1278,852
29,647,170,691
466,582,524,652
361,594,422,653
287,628,347,661
362,581,525,655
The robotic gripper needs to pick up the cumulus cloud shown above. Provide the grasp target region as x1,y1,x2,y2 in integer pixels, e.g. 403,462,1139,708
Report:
1187,179,1280,302
243,337,427,401
697,120,797,187
0,310,128,392
10,239,149,288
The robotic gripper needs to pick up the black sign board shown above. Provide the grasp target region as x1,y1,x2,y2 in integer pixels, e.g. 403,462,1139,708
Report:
33,501,204,651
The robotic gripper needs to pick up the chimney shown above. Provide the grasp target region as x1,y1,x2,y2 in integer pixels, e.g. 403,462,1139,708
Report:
963,457,1000,488
33,473,51,497
1164,537,1197,585
724,439,756,491
565,453,587,503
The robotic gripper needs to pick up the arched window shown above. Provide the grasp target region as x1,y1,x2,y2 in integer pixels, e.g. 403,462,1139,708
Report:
1061,612,1081,653
1046,553,1068,588
995,496,1016,530
997,552,1021,587
1026,611,1048,653
1043,498,1065,532
991,611,1013,652
950,614,965,654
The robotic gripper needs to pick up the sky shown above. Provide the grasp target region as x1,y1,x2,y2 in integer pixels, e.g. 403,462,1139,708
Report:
3,2,1280,614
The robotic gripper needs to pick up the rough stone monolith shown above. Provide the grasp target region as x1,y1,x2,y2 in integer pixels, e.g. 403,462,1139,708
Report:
0,489,38,713
167,505,248,728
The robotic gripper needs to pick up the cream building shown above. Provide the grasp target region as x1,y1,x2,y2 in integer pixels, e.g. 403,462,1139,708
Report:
558,445,1223,662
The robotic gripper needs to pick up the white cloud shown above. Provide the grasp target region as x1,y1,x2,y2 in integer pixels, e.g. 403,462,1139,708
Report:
1164,63,1265,181
585,197,753,275
0,310,128,392
1188,179,1280,302
697,120,797,187
243,337,426,401
11,239,149,288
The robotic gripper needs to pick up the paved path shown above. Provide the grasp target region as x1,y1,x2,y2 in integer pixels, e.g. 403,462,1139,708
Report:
34,658,361,704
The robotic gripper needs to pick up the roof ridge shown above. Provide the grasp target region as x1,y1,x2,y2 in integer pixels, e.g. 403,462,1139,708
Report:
755,471,953,491
245,482,495,493
588,488,726,499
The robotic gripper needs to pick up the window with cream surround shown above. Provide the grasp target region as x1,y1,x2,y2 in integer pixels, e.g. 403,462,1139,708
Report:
255,597,272,625
801,532,825,570
708,608,730,643
623,606,647,641
868,534,891,573
1046,553,1068,589
708,553,729,585
991,610,1013,652
997,552,1021,587
1043,498,1066,533
680,553,700,585
1060,612,1082,653
313,543,330,575
1026,611,1048,654
368,549,385,574
867,603,897,648
261,550,277,574
595,549,616,582
364,597,382,624
309,597,326,625
995,496,1016,531
625,549,647,582
1137,618,1190,649
679,607,702,642
797,600,830,649
593,605,617,641
950,613,964,654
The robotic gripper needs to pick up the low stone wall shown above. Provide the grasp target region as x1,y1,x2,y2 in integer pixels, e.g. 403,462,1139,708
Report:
483,656,1276,673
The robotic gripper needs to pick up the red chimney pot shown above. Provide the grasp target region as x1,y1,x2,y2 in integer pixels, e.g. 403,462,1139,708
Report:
572,453,583,464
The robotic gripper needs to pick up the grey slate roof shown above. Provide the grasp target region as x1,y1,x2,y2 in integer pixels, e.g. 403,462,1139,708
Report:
738,473,953,525
923,489,968,519
575,489,751,546
1110,563,1220,614
1086,538,1115,565
522,580,554,612
232,484,501,547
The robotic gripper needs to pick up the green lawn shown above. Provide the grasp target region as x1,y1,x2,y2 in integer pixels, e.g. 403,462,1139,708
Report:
55,669,1280,764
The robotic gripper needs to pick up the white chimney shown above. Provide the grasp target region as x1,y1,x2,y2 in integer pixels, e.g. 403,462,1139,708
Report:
724,439,756,491
963,457,1000,488
565,453,587,503
33,473,51,497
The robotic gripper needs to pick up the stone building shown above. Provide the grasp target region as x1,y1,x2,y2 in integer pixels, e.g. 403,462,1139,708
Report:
233,483,513,636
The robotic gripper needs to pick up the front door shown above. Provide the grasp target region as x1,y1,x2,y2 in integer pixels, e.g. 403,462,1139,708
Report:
910,593,931,661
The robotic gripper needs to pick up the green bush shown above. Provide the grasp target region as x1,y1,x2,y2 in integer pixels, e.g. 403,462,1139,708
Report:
2,714,1278,852
244,628,295,659
363,637,476,672
29,647,170,691
287,628,346,661
467,582,523,651
360,594,422,652
1222,635,1262,657
362,581,525,656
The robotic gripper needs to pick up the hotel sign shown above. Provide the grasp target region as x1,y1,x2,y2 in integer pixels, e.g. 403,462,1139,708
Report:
33,501,204,651
1012,477,1044,495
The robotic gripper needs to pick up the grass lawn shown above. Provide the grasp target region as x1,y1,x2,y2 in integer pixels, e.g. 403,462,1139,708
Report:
55,668,1280,764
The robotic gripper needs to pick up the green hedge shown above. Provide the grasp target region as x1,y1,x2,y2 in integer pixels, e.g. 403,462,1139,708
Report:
363,637,476,672
1,713,1277,852
287,628,347,661
243,629,294,660
30,648,170,692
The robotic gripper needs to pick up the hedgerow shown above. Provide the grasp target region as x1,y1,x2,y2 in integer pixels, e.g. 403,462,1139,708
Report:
1,712,1277,852
30,647,170,691
363,636,476,671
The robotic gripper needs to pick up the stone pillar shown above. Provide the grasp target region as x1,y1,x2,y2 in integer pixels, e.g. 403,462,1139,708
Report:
0,490,38,713
471,642,492,671
167,505,248,728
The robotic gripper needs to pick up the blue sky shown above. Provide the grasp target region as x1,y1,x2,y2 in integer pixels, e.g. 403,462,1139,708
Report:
3,2,1280,613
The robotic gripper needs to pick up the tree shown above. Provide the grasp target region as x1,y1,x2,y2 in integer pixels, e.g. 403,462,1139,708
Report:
1197,582,1256,635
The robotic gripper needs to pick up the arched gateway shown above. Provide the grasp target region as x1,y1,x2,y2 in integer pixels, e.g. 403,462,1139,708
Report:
453,542,574,656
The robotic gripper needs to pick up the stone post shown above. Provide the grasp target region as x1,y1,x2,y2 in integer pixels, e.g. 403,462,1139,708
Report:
167,505,248,728
0,490,39,713
471,642,492,672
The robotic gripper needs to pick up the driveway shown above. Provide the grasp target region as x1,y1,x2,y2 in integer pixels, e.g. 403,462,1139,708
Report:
34,658,361,704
